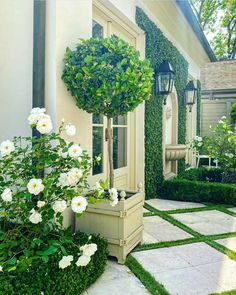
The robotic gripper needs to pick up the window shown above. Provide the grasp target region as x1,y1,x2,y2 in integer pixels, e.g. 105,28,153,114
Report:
113,115,127,169
92,20,104,175
92,20,103,38
92,114,103,175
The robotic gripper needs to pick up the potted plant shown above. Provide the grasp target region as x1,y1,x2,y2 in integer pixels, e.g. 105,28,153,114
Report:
62,36,153,263
0,108,109,294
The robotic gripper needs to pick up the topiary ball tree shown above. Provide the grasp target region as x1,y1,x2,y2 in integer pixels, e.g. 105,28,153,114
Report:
62,36,153,188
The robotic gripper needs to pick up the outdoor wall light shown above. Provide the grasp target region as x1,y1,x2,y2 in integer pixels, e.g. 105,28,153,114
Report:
154,61,175,105
185,80,197,112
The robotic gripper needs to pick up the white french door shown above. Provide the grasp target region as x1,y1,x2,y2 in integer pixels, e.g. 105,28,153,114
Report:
91,9,136,190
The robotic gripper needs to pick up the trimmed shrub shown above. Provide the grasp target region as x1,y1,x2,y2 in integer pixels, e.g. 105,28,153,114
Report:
160,179,236,205
0,231,108,295
178,168,224,183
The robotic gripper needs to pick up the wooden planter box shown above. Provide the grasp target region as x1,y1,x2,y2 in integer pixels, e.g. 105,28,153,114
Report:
75,191,144,264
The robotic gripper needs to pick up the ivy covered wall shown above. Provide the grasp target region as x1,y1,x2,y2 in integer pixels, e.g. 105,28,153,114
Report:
136,7,189,199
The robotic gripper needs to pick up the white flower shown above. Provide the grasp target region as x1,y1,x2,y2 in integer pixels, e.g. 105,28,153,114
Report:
0,140,15,157
221,116,226,119
30,107,46,115
59,255,73,269
57,173,69,187
109,188,118,207
197,142,203,147
197,137,202,142
58,148,68,158
78,157,82,163
76,255,91,267
80,243,97,257
96,182,104,195
71,196,87,213
37,201,46,208
36,117,53,134
218,120,224,124
0,266,3,272
52,200,67,213
1,188,13,202
28,108,47,125
68,144,82,158
228,153,234,159
65,124,76,137
29,209,42,224
67,168,83,186
27,179,44,195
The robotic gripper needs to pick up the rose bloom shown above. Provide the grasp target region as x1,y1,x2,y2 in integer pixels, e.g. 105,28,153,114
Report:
36,117,53,134
1,188,13,202
76,255,91,267
59,255,73,269
52,200,67,213
0,140,15,157
71,196,87,213
68,144,82,158
57,173,69,187
37,201,46,208
80,243,97,257
65,124,76,137
27,179,44,195
29,209,42,224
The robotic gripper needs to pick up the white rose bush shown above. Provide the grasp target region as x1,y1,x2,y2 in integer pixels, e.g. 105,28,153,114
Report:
0,108,110,280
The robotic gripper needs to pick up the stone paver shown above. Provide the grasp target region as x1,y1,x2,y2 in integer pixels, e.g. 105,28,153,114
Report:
172,210,236,235
132,242,236,295
146,199,205,211
143,216,192,244
84,260,149,295
216,237,236,252
228,207,236,213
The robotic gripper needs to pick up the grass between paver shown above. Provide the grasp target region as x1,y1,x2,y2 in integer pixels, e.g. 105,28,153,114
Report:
210,290,236,295
129,201,236,294
125,255,170,295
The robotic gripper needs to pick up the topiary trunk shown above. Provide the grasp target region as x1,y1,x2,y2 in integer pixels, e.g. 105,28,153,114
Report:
106,117,114,188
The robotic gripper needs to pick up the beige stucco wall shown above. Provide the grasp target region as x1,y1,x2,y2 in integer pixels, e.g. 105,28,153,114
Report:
0,0,33,142
138,0,210,80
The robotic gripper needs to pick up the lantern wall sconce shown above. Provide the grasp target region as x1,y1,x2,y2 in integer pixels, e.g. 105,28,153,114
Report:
154,61,175,105
185,80,197,112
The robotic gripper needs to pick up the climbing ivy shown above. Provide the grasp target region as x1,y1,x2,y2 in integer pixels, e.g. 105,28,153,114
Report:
136,7,188,199
196,80,201,135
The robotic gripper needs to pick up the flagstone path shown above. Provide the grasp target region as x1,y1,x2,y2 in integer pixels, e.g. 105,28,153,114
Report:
84,199,236,295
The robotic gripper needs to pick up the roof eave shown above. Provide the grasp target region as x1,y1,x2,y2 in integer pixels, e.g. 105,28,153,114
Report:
176,0,217,62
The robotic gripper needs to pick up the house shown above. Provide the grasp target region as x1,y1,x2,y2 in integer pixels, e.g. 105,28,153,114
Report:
201,60,236,136
0,0,215,206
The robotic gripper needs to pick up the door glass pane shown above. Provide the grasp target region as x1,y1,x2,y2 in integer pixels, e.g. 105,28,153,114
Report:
113,115,127,126
93,114,103,124
92,126,103,175
113,127,127,169
92,20,103,38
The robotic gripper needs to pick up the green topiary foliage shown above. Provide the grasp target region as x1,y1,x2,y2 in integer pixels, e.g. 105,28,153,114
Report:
62,36,153,188
196,80,201,135
136,7,188,199
0,231,108,295
62,36,153,118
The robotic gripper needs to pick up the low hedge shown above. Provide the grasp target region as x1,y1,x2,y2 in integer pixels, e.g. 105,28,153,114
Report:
177,168,224,183
160,178,236,205
0,231,108,295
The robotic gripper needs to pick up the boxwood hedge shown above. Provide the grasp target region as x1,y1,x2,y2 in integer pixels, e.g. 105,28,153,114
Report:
160,168,236,205
0,232,108,295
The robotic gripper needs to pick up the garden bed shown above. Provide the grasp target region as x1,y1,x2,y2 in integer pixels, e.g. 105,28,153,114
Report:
160,168,236,205
0,231,108,295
